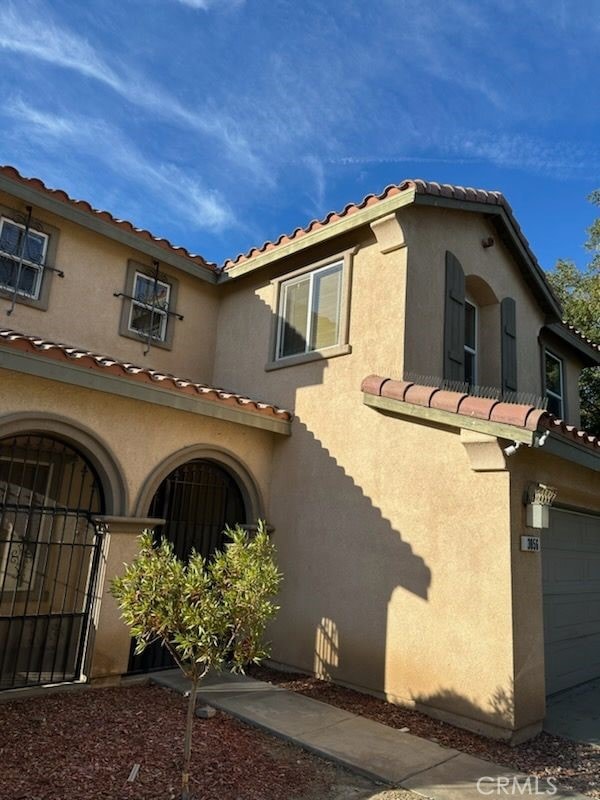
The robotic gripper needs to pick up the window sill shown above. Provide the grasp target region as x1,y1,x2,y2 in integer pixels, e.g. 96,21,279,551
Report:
0,286,48,311
118,328,173,351
265,343,352,372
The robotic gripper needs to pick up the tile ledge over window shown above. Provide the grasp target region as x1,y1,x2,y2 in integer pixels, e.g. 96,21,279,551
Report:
265,342,352,372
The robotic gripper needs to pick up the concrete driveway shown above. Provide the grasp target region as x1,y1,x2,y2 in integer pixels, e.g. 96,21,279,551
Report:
544,678,600,746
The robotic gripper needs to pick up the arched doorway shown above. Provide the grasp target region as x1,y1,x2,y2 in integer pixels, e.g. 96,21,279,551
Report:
0,434,105,689
128,458,247,673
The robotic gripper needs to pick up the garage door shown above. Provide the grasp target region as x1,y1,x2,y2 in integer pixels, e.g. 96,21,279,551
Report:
543,508,600,695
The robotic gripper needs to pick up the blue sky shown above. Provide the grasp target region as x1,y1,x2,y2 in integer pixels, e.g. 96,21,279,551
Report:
0,0,599,270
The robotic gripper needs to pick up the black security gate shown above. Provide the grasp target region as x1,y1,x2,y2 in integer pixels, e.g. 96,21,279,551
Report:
0,434,104,690
127,459,246,673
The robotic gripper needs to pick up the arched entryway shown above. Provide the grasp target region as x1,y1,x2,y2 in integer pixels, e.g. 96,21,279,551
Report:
128,458,247,673
0,433,105,689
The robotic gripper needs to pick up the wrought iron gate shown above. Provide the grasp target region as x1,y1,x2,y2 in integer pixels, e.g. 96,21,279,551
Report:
127,458,246,673
0,434,104,690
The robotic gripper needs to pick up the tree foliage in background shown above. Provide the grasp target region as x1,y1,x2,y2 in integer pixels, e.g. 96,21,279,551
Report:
546,191,600,435
111,521,282,800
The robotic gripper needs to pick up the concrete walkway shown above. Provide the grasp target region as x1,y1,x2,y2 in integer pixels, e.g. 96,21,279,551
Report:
545,678,600,746
152,670,587,800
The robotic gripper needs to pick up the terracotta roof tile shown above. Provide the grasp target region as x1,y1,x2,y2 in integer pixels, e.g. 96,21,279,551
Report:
0,166,217,274
561,322,600,353
0,329,292,423
456,395,499,420
362,374,600,454
222,179,544,286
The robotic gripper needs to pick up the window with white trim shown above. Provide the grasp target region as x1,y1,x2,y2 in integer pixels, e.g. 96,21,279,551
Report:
464,300,478,385
276,260,343,360
128,271,172,342
0,217,48,300
544,350,564,417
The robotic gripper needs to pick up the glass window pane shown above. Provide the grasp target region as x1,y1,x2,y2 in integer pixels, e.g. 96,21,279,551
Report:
0,222,22,256
546,392,562,417
465,351,476,386
545,353,562,396
0,255,17,288
0,256,40,297
18,265,39,296
465,302,476,349
130,303,166,340
311,265,342,350
24,232,46,264
279,278,309,357
133,274,170,309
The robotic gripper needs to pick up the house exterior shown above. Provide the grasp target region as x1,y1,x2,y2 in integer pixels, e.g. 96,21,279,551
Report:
0,166,598,744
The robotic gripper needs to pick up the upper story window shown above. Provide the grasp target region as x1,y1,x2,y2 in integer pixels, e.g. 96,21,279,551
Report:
544,350,564,418
0,217,48,300
464,300,477,385
118,260,180,351
267,250,355,370
129,272,171,342
277,260,343,360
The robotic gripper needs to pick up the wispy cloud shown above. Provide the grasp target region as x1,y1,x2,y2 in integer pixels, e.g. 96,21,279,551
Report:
0,2,263,177
6,98,234,232
171,0,245,9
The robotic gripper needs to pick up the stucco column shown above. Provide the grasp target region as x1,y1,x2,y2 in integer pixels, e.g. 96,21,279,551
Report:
87,516,165,684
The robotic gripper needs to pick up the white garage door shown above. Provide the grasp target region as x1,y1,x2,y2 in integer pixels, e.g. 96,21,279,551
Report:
543,508,600,695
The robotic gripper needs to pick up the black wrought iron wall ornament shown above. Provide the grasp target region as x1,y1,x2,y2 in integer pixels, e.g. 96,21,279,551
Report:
114,259,184,355
4,205,65,316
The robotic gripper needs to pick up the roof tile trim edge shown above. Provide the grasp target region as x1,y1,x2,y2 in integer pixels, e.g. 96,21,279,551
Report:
361,374,600,452
0,329,292,422
0,165,218,273
222,178,538,277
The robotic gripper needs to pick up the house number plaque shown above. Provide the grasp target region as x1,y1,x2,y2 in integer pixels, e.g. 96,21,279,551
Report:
520,535,541,553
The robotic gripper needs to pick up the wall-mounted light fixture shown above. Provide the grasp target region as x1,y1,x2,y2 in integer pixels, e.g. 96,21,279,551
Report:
482,237,494,249
525,483,558,529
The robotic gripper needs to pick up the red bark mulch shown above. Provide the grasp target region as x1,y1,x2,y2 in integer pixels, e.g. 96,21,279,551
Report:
249,665,600,799
0,683,341,800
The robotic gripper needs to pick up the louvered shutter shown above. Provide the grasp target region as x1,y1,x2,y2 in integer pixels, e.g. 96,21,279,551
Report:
443,251,465,381
501,297,518,394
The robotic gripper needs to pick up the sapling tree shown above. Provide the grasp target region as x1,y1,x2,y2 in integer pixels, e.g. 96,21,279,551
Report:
111,521,281,800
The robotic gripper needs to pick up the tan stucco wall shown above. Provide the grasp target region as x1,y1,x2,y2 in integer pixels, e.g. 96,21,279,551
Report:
0,190,219,382
400,205,583,424
0,368,276,679
212,233,527,737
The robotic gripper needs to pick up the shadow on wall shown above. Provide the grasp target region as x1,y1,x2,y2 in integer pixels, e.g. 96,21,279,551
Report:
411,681,515,733
269,418,431,697
218,241,431,706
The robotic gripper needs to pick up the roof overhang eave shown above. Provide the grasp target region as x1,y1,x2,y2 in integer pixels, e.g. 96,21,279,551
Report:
412,194,563,318
0,173,218,285
543,322,600,367
218,187,418,282
0,346,291,435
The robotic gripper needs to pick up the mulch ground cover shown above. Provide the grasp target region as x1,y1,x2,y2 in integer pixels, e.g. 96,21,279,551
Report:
249,665,600,799
0,683,346,800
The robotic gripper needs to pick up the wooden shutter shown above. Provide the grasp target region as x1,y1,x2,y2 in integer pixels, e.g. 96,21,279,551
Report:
443,251,465,381
501,297,518,394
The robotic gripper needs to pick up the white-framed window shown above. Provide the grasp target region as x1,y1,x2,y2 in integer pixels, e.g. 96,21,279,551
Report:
128,271,172,342
544,350,564,417
276,260,343,360
464,300,478,385
0,217,48,300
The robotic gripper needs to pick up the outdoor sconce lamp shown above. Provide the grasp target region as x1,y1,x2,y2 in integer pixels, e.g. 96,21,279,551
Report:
525,483,558,529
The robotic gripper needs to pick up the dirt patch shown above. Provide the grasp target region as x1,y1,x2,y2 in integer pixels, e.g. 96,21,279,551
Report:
0,683,414,800
249,666,600,799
